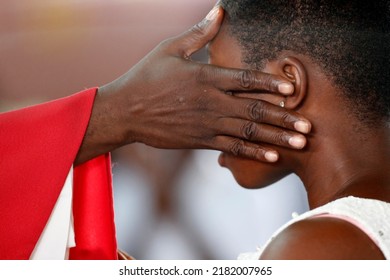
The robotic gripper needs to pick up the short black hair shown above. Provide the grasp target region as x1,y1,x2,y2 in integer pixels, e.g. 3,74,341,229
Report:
220,0,390,125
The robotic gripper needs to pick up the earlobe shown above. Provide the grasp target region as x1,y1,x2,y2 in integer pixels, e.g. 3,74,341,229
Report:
279,57,308,109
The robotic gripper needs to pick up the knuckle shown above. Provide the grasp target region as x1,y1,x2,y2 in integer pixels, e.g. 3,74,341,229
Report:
277,130,291,145
247,100,266,121
241,122,257,140
265,130,291,148
252,147,267,161
195,64,212,84
189,23,207,40
228,139,245,156
234,70,256,89
280,111,295,128
250,148,263,160
261,73,274,91
243,146,261,161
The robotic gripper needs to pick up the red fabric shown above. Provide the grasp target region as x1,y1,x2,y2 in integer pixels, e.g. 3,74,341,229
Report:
0,88,117,260
70,154,117,260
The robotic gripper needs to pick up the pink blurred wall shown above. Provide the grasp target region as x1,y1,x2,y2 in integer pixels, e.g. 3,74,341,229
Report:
0,0,215,111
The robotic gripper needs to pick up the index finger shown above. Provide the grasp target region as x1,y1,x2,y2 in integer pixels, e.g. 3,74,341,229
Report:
198,64,294,95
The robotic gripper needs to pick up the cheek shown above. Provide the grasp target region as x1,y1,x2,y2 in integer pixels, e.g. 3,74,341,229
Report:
219,153,286,189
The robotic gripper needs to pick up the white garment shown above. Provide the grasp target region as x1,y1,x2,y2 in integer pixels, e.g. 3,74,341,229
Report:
30,168,75,260
238,196,390,260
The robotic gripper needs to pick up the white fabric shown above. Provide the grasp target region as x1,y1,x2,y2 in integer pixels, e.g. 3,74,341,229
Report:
238,196,390,260
30,168,76,260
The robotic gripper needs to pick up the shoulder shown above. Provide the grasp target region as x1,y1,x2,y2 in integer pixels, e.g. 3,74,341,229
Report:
260,216,385,260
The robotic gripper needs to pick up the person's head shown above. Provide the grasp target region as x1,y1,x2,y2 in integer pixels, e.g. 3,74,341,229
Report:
209,0,390,189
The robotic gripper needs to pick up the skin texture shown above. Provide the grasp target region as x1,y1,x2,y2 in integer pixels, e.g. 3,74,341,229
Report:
261,217,385,260
74,6,311,165
208,14,390,259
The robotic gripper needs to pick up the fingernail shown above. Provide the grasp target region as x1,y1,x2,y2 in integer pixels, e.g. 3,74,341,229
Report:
206,5,220,21
288,135,306,149
265,151,279,162
294,121,311,134
278,83,294,95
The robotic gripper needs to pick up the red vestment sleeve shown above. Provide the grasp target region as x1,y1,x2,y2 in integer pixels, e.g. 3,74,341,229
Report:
0,88,117,260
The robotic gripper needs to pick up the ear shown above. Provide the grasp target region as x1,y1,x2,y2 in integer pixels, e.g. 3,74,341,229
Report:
278,56,308,109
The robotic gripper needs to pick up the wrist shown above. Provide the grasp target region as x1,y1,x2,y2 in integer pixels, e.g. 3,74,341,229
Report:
74,84,128,165
94,83,129,147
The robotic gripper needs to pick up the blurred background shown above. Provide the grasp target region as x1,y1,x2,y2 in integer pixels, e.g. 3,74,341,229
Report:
0,0,309,259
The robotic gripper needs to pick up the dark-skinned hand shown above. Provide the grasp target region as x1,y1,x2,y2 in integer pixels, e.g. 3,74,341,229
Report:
75,6,311,165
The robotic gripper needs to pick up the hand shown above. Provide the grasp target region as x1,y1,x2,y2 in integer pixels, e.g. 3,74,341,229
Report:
75,5,311,165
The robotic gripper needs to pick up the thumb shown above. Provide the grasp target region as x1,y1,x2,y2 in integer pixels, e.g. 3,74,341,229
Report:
171,5,224,58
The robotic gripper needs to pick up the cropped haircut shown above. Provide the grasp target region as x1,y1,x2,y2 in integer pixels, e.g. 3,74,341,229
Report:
220,0,390,124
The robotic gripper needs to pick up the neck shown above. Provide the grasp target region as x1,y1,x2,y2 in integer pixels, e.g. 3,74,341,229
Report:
293,116,390,209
